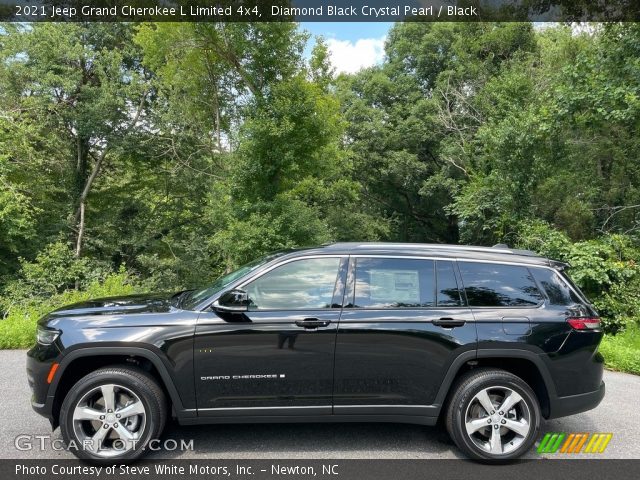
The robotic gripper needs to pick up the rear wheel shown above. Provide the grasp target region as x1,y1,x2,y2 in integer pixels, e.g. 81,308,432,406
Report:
445,368,540,462
60,366,167,463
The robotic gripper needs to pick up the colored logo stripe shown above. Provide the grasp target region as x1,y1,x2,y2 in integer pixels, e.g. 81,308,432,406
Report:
537,432,566,453
538,433,612,454
584,433,613,453
561,433,586,453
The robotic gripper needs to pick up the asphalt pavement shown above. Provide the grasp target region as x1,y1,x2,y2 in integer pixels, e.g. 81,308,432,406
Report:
2,350,638,460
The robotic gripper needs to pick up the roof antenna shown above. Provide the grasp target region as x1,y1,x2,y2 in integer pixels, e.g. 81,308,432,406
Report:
492,243,510,249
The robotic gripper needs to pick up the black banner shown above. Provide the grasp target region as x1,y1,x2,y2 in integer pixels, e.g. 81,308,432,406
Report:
3,459,640,480
1,0,640,22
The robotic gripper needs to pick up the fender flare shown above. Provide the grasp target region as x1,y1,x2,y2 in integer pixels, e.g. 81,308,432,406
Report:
48,346,194,417
432,348,558,410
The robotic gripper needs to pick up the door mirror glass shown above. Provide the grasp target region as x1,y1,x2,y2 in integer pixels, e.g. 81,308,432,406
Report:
214,289,250,312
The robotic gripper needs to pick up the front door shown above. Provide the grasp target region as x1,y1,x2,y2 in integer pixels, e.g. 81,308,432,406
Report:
195,256,347,416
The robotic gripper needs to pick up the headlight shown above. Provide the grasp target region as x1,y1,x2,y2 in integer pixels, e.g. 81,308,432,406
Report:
36,326,61,345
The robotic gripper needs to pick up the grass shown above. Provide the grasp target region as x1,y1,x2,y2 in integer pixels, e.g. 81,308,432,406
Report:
0,273,140,349
600,325,640,375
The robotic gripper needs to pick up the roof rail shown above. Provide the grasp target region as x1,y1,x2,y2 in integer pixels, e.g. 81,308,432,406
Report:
325,242,540,257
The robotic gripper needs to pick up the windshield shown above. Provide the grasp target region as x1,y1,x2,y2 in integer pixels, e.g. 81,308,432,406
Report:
181,253,283,309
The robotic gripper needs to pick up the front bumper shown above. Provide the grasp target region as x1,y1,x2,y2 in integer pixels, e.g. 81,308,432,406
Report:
548,381,605,419
26,343,61,427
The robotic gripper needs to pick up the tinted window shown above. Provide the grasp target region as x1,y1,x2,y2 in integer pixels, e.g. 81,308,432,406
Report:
459,262,543,307
245,258,340,310
354,258,435,308
531,268,582,306
437,261,462,306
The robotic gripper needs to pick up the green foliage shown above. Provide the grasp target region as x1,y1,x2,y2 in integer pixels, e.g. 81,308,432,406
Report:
515,221,640,334
599,326,640,375
2,242,112,301
0,271,140,349
1,21,640,358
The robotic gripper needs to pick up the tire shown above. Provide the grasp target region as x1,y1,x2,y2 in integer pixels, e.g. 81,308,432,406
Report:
59,366,167,463
445,368,540,462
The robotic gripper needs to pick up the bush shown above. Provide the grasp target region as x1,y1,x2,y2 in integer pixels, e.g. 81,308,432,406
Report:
0,271,142,349
1,241,113,310
514,220,640,334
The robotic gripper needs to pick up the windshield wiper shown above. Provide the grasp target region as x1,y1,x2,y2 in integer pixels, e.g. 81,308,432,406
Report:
171,289,194,308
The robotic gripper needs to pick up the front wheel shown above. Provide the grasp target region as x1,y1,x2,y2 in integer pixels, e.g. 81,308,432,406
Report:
59,366,167,463
445,368,540,462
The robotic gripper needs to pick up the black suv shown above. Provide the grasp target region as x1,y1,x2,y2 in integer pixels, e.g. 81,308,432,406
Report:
27,243,604,462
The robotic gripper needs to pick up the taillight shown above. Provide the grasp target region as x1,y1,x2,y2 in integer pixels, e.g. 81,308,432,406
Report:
567,317,601,330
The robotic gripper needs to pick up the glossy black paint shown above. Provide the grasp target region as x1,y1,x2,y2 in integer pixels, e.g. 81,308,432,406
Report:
27,242,605,430
27,293,199,415
194,309,339,413
334,309,477,410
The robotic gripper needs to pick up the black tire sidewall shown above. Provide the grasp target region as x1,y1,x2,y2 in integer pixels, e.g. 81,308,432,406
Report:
450,372,541,462
59,368,163,463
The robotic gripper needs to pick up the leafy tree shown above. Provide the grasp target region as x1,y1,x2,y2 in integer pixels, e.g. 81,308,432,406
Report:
0,23,150,258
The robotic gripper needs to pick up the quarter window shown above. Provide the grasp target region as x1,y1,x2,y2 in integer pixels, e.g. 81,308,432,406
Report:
531,268,582,306
459,262,543,307
354,258,435,308
244,258,341,310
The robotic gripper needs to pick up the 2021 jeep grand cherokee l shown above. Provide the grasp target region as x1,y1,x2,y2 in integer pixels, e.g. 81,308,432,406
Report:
27,243,605,462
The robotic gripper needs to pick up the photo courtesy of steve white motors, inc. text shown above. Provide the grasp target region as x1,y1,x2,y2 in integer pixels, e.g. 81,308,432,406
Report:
15,463,339,477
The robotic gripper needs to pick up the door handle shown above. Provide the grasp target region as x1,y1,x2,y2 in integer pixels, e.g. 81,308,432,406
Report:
295,318,331,329
432,317,466,328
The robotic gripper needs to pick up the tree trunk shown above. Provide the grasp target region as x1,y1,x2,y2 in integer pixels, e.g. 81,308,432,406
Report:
75,202,85,257
74,148,107,257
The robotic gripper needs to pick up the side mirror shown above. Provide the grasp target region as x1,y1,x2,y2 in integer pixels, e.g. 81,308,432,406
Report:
213,289,250,312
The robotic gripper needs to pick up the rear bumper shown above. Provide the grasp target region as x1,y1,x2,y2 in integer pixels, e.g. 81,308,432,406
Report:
548,381,605,419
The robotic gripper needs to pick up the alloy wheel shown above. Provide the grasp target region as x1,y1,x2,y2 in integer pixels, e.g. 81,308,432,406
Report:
464,386,531,455
71,383,146,458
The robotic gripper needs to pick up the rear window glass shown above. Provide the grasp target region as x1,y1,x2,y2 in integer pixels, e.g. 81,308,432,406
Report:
531,268,582,306
459,262,543,307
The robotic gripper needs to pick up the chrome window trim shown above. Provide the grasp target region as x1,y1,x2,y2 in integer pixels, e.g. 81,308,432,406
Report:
196,252,587,312
198,405,332,411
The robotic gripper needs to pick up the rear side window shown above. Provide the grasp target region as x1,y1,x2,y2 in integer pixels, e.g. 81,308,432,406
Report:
459,262,543,307
530,268,582,306
354,258,435,308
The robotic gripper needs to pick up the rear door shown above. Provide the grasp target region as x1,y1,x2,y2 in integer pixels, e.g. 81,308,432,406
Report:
333,256,477,416
457,261,549,349
194,256,347,416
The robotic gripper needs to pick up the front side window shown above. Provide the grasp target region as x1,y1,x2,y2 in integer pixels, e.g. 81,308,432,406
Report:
354,258,435,308
244,257,341,310
459,262,543,307
182,253,283,309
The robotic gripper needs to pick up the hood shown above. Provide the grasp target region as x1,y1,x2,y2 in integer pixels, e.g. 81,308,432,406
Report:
48,292,176,318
